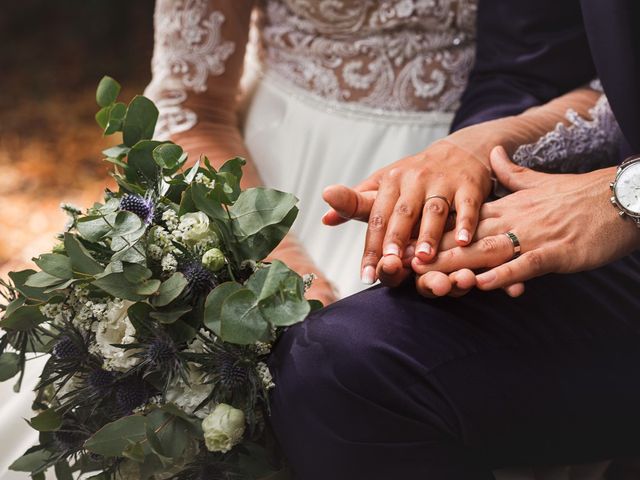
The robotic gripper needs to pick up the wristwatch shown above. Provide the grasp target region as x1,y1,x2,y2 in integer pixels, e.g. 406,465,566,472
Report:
610,155,640,227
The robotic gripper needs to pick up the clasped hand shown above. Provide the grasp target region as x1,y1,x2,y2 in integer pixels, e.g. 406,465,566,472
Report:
323,145,640,298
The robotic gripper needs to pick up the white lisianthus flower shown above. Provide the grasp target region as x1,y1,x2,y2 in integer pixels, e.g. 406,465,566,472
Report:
202,403,246,453
93,300,141,372
165,366,215,419
179,212,216,245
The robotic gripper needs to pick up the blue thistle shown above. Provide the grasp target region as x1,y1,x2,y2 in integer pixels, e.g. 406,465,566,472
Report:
116,376,151,414
86,368,115,391
181,261,216,296
53,427,86,452
145,336,177,366
214,350,250,390
119,194,155,224
52,335,83,360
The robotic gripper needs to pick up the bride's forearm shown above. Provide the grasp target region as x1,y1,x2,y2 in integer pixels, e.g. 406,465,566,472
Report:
441,87,601,165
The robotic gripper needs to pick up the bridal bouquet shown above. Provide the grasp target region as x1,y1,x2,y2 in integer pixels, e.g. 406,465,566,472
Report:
0,77,316,479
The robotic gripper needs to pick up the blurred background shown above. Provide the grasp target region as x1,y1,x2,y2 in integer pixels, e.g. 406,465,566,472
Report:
0,0,155,276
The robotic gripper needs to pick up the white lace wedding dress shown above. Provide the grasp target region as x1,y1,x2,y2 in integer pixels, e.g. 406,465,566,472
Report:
144,0,477,298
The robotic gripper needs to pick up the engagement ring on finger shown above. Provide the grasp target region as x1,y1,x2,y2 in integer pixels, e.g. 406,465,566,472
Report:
504,231,521,259
425,195,451,210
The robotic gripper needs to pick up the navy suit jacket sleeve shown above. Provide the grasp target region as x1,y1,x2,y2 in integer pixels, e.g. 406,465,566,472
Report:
451,0,596,132
581,0,640,155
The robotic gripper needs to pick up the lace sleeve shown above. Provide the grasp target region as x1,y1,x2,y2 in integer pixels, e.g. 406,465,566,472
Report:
512,91,622,173
144,0,254,141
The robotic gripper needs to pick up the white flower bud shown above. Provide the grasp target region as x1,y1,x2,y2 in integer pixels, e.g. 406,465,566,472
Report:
202,403,246,453
202,248,225,272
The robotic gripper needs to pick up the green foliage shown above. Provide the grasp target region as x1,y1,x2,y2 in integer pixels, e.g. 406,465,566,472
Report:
9,449,53,474
96,76,121,107
123,96,159,147
29,409,62,432
0,76,318,480
0,352,20,381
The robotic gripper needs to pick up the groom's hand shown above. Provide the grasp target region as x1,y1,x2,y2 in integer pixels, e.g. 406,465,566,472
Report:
323,141,492,285
413,146,640,298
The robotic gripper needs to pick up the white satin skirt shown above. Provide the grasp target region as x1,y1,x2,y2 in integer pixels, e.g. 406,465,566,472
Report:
0,357,49,480
243,71,454,298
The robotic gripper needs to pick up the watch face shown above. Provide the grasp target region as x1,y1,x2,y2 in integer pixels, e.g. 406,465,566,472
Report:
614,161,640,215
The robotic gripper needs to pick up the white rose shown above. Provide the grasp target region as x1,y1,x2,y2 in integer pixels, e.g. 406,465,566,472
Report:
202,403,246,453
94,300,141,372
179,212,214,245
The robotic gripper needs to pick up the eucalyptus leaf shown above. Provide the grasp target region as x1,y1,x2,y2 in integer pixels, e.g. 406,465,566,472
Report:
219,289,271,345
84,415,147,457
34,253,73,280
8,270,55,302
134,279,161,296
127,140,163,185
30,409,62,432
236,207,298,261
63,233,103,275
9,449,53,473
0,305,47,330
123,263,153,283
77,213,117,242
191,183,227,220
92,273,146,301
111,211,144,237
228,188,298,238
149,306,191,324
54,461,74,480
95,106,110,130
151,273,187,307
96,76,121,107
102,144,130,160
146,410,189,459
105,102,126,135
153,143,183,170
0,353,20,382
203,282,244,335
25,271,65,288
122,442,145,463
123,96,159,147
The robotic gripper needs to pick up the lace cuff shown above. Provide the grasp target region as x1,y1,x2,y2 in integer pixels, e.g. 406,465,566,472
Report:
144,0,245,140
513,93,622,173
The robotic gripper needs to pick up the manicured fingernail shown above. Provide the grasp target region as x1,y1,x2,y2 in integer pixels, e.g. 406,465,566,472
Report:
361,265,376,285
477,271,496,285
457,229,470,243
403,244,415,258
383,243,400,257
416,242,432,256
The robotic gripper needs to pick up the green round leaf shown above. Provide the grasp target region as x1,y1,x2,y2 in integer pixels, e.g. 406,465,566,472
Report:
30,409,62,432
0,353,20,382
96,76,121,107
123,96,159,147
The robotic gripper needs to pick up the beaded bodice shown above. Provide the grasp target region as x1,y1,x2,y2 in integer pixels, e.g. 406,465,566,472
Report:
144,0,478,138
257,0,477,112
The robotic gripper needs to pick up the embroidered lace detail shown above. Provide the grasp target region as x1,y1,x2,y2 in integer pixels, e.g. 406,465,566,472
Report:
513,94,622,173
258,0,477,112
145,0,235,139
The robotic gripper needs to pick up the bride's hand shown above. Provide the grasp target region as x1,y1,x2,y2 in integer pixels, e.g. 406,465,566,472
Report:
322,140,492,285
413,146,640,297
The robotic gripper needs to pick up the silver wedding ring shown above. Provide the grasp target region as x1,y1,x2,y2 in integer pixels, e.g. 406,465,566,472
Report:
425,194,451,210
504,231,521,259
